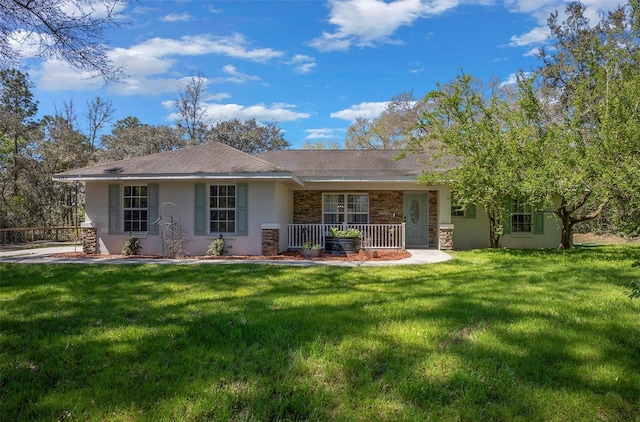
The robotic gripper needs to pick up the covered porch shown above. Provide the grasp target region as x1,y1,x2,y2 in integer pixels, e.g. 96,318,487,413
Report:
287,223,406,250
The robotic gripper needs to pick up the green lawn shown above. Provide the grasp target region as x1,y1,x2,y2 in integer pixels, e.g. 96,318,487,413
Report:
1,247,639,421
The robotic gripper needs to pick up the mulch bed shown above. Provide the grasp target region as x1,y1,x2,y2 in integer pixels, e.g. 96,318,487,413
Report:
49,249,412,262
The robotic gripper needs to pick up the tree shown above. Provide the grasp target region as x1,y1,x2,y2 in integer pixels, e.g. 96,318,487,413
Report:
85,96,115,154
174,73,210,144
205,119,291,154
530,0,640,246
0,69,38,200
345,92,428,149
0,0,125,83
29,113,88,226
414,73,523,248
302,140,342,149
99,117,185,162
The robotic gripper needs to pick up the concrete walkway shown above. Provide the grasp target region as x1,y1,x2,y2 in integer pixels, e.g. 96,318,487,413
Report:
0,246,452,267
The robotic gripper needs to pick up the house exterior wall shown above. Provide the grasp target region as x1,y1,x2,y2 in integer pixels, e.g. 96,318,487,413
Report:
453,206,562,249
293,190,404,224
84,180,285,256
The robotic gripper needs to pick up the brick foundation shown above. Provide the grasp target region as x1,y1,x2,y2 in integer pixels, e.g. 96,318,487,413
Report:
261,228,279,255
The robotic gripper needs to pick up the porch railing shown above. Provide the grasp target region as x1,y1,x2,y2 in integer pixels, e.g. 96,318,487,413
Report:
287,223,405,250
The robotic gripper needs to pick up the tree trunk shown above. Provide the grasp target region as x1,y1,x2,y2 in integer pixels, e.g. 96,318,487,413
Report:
487,210,501,248
556,207,574,249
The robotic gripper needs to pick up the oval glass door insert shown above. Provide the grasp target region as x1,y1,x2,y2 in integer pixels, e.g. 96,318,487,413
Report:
410,199,420,224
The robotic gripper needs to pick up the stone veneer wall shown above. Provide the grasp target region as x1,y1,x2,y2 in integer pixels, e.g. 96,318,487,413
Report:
439,227,453,250
428,191,438,248
261,228,279,255
293,190,403,224
82,227,97,254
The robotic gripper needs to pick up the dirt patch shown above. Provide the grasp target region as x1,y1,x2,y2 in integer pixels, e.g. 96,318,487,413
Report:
49,249,412,262
573,233,640,245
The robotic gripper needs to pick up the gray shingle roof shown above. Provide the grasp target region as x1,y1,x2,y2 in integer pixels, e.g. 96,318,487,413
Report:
54,142,288,180
54,143,445,182
257,149,441,179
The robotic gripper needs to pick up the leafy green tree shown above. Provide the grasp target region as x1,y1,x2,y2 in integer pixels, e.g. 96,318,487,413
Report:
99,117,186,162
302,140,342,149
0,69,39,215
28,113,88,226
528,0,640,246
414,74,523,248
345,92,428,149
205,119,290,154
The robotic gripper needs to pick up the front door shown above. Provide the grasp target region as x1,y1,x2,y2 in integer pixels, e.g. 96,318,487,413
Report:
404,192,428,247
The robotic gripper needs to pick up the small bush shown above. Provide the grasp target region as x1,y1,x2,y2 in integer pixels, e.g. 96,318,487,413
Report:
207,237,225,256
122,235,141,256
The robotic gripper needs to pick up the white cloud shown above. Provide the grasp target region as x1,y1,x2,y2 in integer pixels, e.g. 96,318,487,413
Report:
305,128,338,140
165,102,310,123
287,54,317,74
505,0,626,49
115,33,284,63
161,13,194,23
508,26,549,47
34,33,282,94
500,71,533,87
330,101,388,121
33,59,105,91
214,65,260,84
310,0,460,51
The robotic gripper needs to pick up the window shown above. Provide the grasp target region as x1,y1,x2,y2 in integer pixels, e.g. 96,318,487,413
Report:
323,193,369,224
451,195,475,218
511,198,533,233
123,186,148,232
210,185,236,233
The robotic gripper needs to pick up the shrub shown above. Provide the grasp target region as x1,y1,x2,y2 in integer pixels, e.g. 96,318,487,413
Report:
207,237,226,256
328,227,361,238
122,235,141,256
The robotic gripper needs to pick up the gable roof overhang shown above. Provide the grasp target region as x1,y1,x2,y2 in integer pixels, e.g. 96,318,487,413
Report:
53,142,304,186
53,172,304,186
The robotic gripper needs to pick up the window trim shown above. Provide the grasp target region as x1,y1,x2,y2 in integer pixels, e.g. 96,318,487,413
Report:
208,184,238,235
510,198,533,234
451,195,476,219
322,193,369,224
123,185,149,233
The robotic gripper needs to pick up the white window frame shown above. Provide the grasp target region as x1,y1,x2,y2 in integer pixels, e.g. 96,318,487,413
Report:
322,193,369,224
511,198,533,233
209,184,237,234
123,185,148,233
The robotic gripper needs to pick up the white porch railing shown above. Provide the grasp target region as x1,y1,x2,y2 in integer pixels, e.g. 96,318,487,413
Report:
287,223,405,250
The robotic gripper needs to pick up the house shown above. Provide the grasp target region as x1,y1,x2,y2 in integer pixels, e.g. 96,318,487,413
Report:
52,142,561,255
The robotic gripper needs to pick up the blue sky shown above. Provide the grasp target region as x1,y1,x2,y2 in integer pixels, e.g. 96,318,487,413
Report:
23,0,623,148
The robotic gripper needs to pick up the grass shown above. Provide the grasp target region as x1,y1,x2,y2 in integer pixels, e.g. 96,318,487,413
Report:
1,246,639,421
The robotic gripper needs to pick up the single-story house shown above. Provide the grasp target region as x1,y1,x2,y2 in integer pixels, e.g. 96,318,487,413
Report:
53,142,561,255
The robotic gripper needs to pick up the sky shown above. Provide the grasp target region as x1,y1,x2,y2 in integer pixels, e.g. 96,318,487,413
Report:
20,0,627,149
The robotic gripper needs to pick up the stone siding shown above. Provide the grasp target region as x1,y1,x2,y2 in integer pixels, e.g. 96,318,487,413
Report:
261,228,279,255
82,227,97,254
428,191,438,248
439,227,454,250
293,190,403,224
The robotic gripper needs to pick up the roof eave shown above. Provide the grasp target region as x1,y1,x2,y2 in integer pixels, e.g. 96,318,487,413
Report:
53,172,304,186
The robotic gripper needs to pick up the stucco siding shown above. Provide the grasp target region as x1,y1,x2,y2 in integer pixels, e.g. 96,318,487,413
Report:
84,180,282,256
453,206,562,250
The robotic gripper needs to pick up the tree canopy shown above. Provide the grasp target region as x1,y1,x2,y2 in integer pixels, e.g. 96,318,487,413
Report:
411,0,640,247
